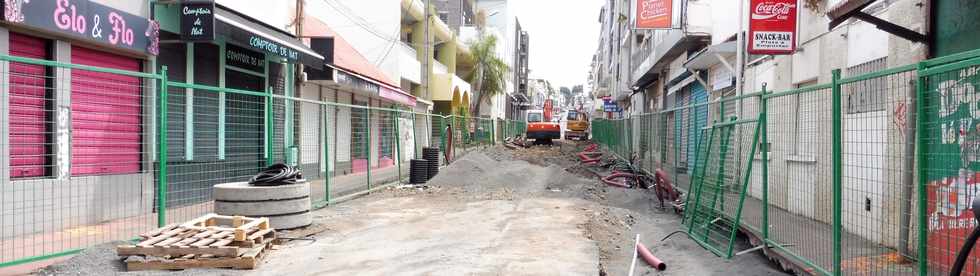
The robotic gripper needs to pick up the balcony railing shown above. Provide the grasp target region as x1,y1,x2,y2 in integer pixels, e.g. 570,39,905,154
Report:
433,60,448,74
631,38,654,73
400,42,417,58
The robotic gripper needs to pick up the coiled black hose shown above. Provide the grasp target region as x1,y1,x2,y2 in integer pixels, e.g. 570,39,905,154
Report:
249,163,304,186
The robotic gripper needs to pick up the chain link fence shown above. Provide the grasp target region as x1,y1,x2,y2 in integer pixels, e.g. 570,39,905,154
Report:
592,50,980,275
0,54,524,267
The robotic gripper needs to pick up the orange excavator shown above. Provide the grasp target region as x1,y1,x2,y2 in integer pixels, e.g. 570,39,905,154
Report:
526,99,561,143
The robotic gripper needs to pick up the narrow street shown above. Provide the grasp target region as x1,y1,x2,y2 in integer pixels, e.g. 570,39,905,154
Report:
1,0,979,275
37,142,786,275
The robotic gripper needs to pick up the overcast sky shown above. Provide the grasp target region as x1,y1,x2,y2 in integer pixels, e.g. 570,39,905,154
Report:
511,0,605,89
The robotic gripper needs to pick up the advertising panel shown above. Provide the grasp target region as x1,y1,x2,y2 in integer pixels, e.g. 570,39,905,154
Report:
747,0,798,55
636,0,672,29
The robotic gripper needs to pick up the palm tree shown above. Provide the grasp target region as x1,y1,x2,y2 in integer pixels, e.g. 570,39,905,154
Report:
467,13,510,118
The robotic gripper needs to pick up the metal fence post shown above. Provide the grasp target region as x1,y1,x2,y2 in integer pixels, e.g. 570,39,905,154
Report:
157,66,169,227
831,69,843,276
394,110,402,183
324,105,331,205
367,106,372,191
265,86,274,166
412,113,418,159
761,85,769,241
915,61,928,276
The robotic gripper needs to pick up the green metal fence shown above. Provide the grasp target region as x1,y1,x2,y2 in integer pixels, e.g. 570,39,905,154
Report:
0,54,524,268
592,49,980,275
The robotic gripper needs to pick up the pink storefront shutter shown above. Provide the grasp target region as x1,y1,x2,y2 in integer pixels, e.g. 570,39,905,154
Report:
9,33,49,178
70,46,142,176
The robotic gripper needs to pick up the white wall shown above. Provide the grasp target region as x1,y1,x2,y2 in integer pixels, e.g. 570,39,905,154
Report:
708,0,738,45
216,0,297,33
305,0,403,82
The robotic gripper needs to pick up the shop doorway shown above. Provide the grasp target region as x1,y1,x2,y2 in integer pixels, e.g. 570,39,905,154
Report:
225,68,266,176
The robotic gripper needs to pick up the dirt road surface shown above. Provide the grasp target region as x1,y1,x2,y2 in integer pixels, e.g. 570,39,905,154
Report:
36,141,787,275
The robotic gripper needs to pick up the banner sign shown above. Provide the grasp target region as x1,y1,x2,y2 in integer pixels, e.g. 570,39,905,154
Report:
225,43,265,73
636,0,672,29
603,98,621,112
215,8,323,68
336,71,380,94
747,0,798,55
180,1,215,41
379,86,416,107
2,0,159,55
924,66,980,272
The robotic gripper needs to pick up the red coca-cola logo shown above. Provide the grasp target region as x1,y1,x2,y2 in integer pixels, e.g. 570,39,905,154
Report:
752,2,795,20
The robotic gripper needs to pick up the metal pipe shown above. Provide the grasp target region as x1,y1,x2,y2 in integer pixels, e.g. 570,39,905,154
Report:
636,242,666,271
898,71,918,262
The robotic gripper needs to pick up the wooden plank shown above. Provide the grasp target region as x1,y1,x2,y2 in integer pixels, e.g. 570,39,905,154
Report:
190,238,216,247
137,228,187,246
246,229,274,242
192,230,215,239
125,255,258,271
235,218,269,241
124,241,271,271
116,245,241,257
172,238,199,247
154,237,185,247
139,224,178,239
209,240,233,247
180,213,217,228
209,231,233,239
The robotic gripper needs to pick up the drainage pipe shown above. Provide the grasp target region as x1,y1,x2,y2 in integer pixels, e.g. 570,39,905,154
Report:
601,173,633,188
637,242,666,271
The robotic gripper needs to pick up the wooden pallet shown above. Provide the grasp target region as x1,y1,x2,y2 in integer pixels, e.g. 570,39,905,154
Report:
124,239,273,271
180,213,271,241
118,214,276,258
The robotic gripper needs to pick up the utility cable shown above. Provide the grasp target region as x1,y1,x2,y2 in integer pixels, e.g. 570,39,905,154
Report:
249,163,305,186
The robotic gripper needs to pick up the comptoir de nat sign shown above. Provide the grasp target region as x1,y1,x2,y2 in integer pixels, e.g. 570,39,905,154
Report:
181,1,215,41
747,0,798,55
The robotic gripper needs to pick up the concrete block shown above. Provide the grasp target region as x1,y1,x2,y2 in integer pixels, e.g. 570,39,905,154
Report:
268,212,313,230
213,182,310,201
214,197,311,217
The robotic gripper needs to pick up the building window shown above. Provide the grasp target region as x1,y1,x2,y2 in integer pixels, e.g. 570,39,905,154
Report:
438,12,449,23
845,57,888,114
793,80,819,158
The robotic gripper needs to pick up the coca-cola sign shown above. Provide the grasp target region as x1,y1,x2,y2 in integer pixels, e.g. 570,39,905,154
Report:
752,2,795,20
635,0,672,29
748,0,798,55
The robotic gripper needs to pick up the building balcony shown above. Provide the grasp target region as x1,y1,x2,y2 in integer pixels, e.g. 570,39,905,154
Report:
433,60,449,75
400,42,421,84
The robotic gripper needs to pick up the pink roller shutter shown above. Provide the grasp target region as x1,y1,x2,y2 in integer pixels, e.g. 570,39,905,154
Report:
9,33,49,178
70,46,142,176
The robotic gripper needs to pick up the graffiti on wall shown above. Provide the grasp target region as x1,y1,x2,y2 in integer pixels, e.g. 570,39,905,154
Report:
927,66,980,271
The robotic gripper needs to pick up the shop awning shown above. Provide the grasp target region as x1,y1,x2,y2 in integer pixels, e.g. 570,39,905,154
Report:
215,5,324,68
684,41,736,70
826,0,927,43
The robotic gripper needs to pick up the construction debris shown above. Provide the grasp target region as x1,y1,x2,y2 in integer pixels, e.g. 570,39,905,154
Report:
116,214,276,271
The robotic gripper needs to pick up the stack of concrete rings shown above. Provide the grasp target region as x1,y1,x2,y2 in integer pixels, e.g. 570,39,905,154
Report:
214,181,312,229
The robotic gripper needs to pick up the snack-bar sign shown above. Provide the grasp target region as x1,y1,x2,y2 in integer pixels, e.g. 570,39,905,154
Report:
1,0,160,55
748,0,798,55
